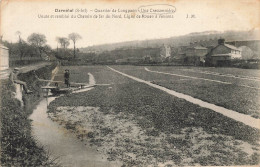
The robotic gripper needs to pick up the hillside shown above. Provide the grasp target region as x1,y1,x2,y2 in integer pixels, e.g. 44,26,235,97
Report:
79,29,260,53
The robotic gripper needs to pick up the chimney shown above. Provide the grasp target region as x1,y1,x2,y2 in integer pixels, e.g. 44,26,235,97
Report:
218,38,225,45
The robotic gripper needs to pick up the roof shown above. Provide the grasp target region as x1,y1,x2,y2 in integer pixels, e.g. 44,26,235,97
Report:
211,53,232,57
194,46,208,50
224,44,241,51
187,43,208,50
207,43,241,56
0,44,9,50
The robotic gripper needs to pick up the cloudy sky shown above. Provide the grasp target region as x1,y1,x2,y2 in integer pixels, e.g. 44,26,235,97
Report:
1,0,259,48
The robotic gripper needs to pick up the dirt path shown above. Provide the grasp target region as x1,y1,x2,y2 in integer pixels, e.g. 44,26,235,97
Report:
108,66,260,129
15,62,51,73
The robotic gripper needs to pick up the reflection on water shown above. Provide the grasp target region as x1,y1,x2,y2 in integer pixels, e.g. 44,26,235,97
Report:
30,95,120,167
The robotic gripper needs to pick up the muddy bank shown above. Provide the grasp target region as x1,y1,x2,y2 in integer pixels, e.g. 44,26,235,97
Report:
0,63,57,166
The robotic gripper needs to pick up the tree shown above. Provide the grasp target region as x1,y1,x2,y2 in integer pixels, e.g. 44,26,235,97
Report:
27,33,47,58
15,31,21,43
15,31,25,60
68,33,82,58
56,37,70,49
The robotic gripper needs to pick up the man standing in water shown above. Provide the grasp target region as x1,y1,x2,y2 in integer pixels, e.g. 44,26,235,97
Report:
64,69,70,87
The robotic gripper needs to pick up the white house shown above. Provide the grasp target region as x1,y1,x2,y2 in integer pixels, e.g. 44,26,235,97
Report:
206,39,242,66
160,44,171,59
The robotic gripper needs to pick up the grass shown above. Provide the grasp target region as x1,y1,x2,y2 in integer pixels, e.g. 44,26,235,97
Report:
50,66,90,87
47,65,260,166
1,63,58,166
0,80,56,166
112,65,260,118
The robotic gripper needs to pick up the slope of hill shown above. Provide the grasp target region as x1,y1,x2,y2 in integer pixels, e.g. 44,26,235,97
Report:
79,30,260,53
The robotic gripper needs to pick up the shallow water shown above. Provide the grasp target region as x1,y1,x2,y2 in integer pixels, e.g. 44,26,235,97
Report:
30,93,120,167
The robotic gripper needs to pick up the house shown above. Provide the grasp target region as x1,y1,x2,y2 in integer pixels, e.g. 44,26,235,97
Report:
171,45,188,63
186,44,208,65
160,44,171,59
143,55,152,63
205,39,242,66
238,46,254,60
226,40,260,59
0,44,9,70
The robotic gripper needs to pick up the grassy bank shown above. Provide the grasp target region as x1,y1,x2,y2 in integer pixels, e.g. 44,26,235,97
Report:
47,66,260,166
18,63,57,113
1,63,57,166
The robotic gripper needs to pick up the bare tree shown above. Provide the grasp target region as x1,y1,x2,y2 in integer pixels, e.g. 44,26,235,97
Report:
68,33,82,58
15,31,21,43
56,37,70,49
15,31,25,60
27,33,47,58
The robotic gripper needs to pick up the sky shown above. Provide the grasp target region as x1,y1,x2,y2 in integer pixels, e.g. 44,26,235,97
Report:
1,0,260,48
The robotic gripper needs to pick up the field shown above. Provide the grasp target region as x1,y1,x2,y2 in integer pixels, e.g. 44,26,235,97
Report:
47,65,260,166
112,66,260,118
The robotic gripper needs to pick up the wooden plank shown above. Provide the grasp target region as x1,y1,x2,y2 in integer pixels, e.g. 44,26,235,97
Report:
41,86,57,89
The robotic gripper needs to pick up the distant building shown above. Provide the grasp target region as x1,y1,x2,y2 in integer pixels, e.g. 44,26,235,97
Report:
171,45,187,63
226,40,260,59
206,39,242,66
238,46,254,60
186,44,208,65
143,55,152,63
172,53,186,64
0,44,9,70
160,44,171,59
186,42,208,57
